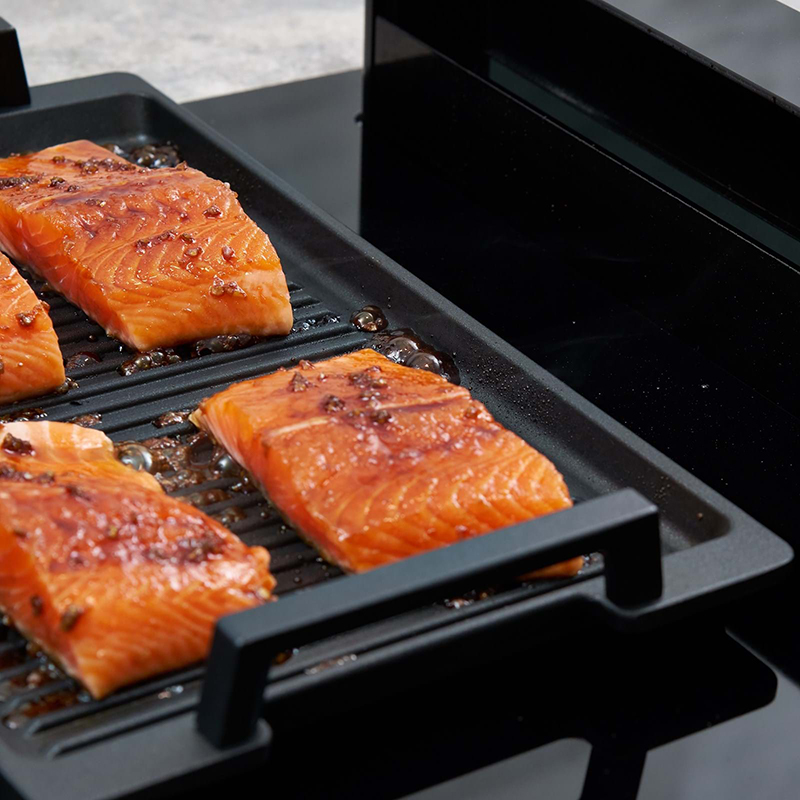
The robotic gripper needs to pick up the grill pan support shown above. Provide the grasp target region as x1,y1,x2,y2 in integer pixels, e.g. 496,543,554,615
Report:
198,489,661,748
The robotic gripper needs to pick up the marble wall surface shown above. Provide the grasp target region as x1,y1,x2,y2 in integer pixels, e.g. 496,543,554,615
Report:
2,0,364,101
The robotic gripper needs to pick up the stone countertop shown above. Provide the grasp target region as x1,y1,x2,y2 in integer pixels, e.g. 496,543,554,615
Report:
2,0,364,102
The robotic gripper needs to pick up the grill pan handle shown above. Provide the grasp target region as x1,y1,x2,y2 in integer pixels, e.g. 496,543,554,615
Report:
198,488,661,748
0,19,30,110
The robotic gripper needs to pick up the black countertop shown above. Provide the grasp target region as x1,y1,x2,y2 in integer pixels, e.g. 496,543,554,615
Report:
185,71,799,800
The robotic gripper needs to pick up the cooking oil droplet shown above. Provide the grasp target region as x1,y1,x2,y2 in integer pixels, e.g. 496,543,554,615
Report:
119,348,181,376
273,648,299,665
214,506,247,527
115,442,155,473
212,452,239,477
351,305,388,332
372,328,460,383
157,684,185,700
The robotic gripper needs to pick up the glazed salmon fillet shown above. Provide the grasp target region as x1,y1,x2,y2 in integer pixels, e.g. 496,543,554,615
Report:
0,140,292,352
191,349,582,577
0,421,275,698
0,253,65,403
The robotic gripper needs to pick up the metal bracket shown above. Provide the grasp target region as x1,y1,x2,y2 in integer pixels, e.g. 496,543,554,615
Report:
0,19,30,109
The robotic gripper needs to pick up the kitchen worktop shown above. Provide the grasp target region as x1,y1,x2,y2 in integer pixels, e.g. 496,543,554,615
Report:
4,0,364,102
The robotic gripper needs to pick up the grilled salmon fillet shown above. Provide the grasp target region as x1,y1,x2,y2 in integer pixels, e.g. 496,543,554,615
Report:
0,140,292,352
0,253,65,403
0,420,275,698
191,349,582,577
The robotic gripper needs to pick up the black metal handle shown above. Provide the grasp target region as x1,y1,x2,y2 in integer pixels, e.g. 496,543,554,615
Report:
197,488,661,747
0,20,30,109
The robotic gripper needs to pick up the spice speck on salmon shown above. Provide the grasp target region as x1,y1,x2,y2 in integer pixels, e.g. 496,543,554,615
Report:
60,606,84,632
289,372,312,392
30,596,43,617
225,281,246,297
322,395,346,413
136,230,177,252
2,434,34,456
65,484,91,500
16,308,38,327
0,174,42,190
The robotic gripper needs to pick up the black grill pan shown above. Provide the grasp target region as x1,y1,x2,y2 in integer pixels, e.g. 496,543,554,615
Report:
0,62,791,800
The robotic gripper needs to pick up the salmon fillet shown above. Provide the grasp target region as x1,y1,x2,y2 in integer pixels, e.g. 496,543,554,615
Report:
191,349,582,577
0,421,275,698
0,253,65,404
0,140,292,352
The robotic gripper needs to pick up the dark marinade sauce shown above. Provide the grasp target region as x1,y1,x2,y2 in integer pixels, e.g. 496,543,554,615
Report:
352,305,460,384
103,142,181,169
